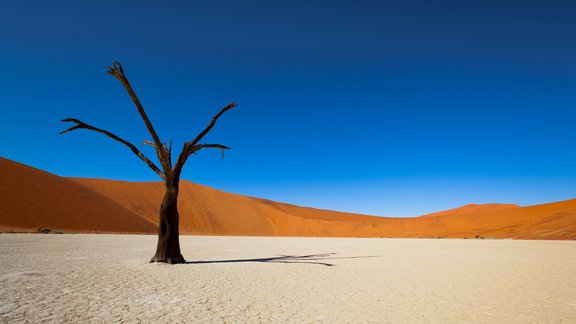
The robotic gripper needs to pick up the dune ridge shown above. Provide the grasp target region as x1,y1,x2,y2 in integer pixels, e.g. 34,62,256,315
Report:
420,203,521,217
1,157,575,239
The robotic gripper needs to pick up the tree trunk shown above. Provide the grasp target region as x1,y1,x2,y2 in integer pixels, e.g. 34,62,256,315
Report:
150,184,185,264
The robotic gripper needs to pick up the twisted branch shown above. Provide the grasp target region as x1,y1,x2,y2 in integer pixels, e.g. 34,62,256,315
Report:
107,61,170,173
60,118,165,179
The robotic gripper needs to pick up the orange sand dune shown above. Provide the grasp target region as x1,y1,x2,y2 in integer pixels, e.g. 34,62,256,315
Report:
71,176,576,240
0,158,156,233
68,178,277,236
1,157,575,239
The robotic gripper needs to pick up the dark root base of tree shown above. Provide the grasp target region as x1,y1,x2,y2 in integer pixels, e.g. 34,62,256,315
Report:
149,254,186,264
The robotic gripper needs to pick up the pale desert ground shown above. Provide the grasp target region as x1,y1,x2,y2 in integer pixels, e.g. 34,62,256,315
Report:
1,234,575,323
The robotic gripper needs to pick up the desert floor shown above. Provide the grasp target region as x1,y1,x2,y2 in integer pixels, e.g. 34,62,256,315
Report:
1,234,575,323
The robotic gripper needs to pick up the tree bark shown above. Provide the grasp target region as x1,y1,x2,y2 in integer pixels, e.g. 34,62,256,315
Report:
150,183,185,264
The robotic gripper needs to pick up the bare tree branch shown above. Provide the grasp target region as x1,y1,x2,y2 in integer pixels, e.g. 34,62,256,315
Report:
166,140,172,155
188,102,237,147
205,144,229,159
166,140,173,169
171,104,236,178
189,144,230,155
172,143,231,178
60,118,165,179
107,61,170,173
143,140,155,147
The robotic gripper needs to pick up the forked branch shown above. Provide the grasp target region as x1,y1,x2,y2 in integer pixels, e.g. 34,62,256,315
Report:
171,103,236,176
172,143,231,178
60,118,165,179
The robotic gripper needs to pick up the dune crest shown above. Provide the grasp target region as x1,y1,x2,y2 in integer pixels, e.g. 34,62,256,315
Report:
421,203,521,218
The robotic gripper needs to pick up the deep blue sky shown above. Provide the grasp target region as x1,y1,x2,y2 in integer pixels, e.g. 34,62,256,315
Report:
1,0,575,216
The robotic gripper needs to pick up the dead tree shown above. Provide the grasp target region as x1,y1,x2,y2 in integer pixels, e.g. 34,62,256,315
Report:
60,62,236,264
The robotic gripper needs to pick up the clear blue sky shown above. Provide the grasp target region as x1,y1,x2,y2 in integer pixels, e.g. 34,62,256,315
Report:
1,0,575,216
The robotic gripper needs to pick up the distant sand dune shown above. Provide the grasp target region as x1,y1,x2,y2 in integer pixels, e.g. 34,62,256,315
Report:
1,157,575,239
420,203,521,217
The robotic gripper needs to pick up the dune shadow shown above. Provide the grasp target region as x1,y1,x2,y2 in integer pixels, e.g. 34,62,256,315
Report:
185,253,380,267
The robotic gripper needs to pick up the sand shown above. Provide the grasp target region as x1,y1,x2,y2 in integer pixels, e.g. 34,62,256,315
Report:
0,157,156,233
1,234,574,323
2,157,576,240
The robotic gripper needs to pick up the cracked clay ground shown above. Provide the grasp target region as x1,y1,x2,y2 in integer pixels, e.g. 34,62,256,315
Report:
1,234,575,323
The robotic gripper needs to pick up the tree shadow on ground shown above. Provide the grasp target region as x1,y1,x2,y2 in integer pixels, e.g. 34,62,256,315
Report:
185,253,380,267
